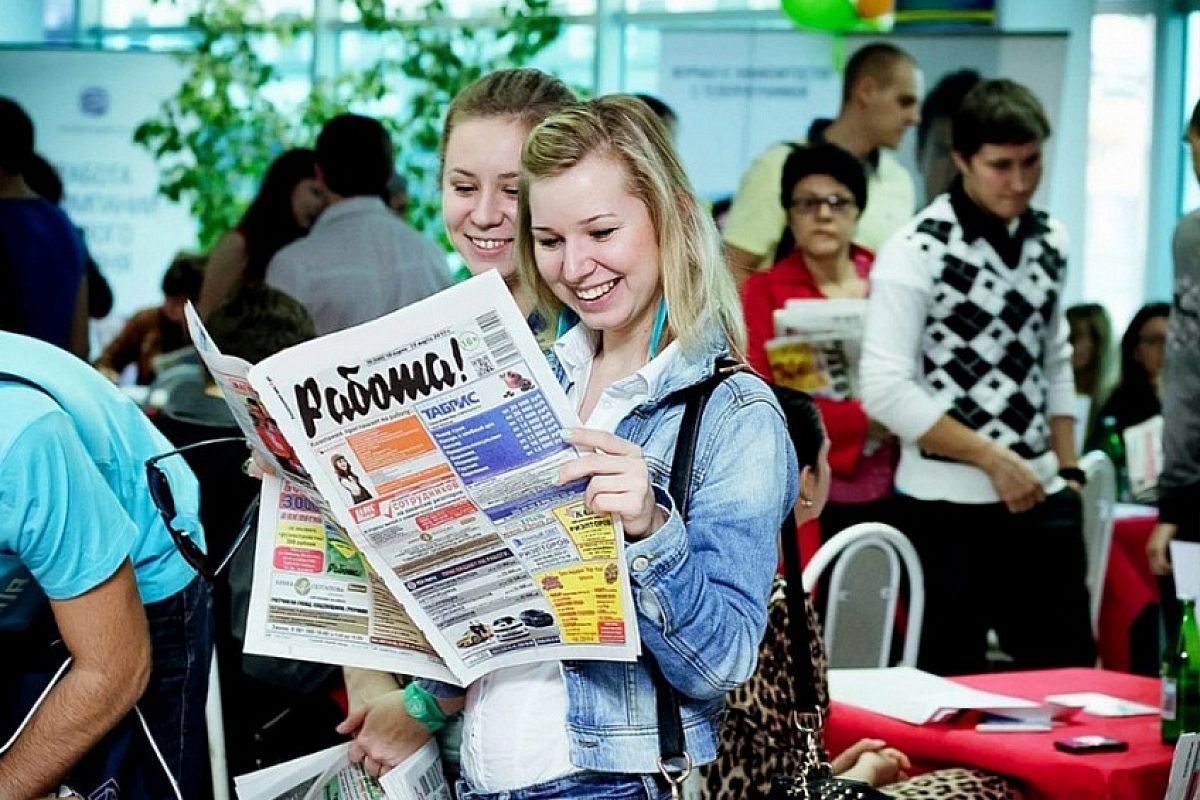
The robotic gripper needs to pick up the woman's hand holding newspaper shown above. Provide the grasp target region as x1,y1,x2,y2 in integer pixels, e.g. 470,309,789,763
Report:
556,428,665,541
337,690,433,778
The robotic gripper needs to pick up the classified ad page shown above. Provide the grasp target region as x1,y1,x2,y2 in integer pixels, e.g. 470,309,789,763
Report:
242,476,454,681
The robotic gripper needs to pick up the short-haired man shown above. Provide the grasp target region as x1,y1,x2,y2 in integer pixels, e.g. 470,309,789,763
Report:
267,114,451,335
0,97,89,357
722,43,921,283
0,332,212,798
860,79,1095,675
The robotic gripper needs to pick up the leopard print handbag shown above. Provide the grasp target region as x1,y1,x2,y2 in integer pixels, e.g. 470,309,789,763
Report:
700,453,892,800
701,576,1020,800
700,502,1021,800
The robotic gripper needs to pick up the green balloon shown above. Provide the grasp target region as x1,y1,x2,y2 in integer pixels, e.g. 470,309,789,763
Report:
780,0,860,32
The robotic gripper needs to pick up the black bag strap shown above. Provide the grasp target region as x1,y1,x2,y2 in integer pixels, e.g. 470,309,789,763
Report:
768,383,823,715
0,371,55,400
650,358,740,793
780,505,821,713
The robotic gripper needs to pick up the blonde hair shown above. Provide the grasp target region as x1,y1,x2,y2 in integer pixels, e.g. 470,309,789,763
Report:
440,68,577,174
516,95,744,356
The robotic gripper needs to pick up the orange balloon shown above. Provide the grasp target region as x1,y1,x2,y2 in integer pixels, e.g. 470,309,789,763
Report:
857,0,894,18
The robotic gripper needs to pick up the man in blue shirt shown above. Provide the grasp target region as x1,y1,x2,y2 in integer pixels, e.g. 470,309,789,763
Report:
0,97,88,358
0,332,212,799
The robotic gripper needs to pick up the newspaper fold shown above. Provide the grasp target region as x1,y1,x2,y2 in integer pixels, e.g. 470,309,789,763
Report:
233,741,449,800
768,298,866,399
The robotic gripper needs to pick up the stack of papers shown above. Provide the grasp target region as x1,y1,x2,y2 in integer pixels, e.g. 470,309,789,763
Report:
767,298,866,400
829,668,1161,728
828,667,1048,725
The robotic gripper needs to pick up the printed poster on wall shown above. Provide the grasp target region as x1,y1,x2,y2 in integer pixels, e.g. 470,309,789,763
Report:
0,47,195,342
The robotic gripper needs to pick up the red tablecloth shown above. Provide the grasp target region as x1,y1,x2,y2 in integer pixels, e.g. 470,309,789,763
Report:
1098,507,1160,672
825,668,1171,800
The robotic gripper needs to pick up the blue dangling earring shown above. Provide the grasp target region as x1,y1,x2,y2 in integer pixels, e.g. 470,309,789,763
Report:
647,297,668,359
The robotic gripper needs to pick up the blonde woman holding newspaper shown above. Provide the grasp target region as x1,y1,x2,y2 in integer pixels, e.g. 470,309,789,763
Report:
343,96,797,798
460,97,795,799
338,68,577,781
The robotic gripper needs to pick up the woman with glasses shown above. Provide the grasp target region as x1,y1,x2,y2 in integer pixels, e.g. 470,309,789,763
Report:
1088,302,1171,451
741,143,896,546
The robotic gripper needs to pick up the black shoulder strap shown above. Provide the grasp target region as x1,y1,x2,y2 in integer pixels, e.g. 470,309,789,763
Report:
0,372,56,402
0,225,28,335
651,358,740,784
665,359,740,516
779,504,822,712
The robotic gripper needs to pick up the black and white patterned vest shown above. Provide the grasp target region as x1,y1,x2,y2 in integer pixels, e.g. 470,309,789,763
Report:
912,200,1067,460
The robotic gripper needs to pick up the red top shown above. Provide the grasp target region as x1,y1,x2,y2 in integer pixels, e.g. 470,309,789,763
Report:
741,245,875,480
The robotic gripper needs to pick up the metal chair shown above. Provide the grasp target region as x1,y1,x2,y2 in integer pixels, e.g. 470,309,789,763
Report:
1079,450,1117,636
801,522,925,668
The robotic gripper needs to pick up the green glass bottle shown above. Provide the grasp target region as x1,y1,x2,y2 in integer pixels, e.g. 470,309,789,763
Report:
1099,416,1131,502
1168,598,1200,742
1163,639,1182,744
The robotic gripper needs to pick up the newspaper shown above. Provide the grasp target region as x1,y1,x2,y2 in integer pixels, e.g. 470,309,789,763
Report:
1167,732,1200,800
233,741,449,800
767,298,866,400
187,270,639,685
245,475,453,680
1123,414,1163,502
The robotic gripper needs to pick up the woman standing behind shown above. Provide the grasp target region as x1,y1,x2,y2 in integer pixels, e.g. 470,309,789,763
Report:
197,148,328,318
440,69,578,319
742,143,895,542
338,68,577,777
1065,303,1115,449
1090,302,1171,448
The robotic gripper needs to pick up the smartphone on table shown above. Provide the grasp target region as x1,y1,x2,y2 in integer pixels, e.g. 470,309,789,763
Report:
1054,735,1129,754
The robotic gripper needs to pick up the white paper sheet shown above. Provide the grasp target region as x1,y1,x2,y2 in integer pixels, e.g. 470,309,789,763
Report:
1165,732,1200,800
1044,692,1160,717
1172,541,1200,601
828,666,1046,725
1124,414,1164,501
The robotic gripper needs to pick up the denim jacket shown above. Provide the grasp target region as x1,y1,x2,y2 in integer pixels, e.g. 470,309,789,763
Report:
422,328,798,774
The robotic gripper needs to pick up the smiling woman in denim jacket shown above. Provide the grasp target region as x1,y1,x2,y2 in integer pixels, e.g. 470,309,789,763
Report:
344,95,798,799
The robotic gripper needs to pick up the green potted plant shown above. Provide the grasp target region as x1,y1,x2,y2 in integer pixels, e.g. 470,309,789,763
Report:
135,0,562,249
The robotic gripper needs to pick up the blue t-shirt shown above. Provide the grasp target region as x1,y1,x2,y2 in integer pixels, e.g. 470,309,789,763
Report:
0,333,204,631
0,198,86,350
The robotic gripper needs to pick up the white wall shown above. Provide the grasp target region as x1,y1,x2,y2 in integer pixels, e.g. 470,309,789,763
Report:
0,1,42,43
659,29,1068,215
997,0,1096,305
